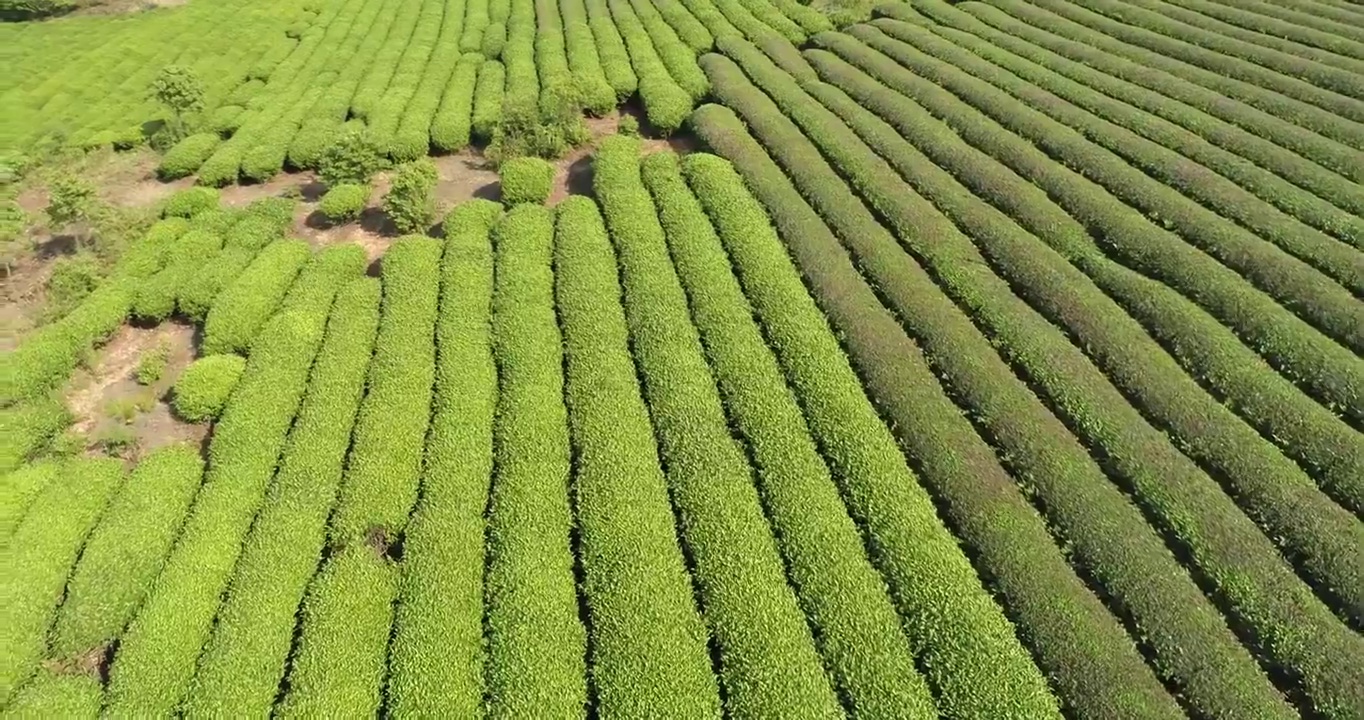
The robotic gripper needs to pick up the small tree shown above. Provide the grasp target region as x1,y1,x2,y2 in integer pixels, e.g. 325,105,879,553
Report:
318,127,385,188
46,175,97,248
150,66,206,146
383,159,439,235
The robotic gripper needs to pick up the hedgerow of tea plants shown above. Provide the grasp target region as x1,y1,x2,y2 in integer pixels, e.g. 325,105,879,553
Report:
172,354,247,422
201,239,311,356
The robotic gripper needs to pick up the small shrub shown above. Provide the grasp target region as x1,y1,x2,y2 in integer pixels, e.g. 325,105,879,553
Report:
618,114,640,137
135,342,171,386
499,157,553,205
46,253,104,319
46,175,96,242
172,354,246,422
46,430,87,458
383,160,439,235
162,187,220,218
318,128,385,188
244,197,296,230
94,425,137,455
318,184,369,223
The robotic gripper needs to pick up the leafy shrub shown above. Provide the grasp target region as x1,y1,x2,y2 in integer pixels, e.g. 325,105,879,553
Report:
0,0,76,20
159,134,223,181
0,398,70,475
498,157,553,205
471,61,506,141
132,229,222,323
171,354,245,422
45,253,103,319
617,114,640,137
162,187,220,218
430,54,483,152
319,184,369,223
177,247,258,322
207,106,245,136
201,240,311,355
46,175,96,238
318,127,385,188
383,160,439,235
243,197,296,230
481,21,507,58
135,342,171,386
195,144,243,187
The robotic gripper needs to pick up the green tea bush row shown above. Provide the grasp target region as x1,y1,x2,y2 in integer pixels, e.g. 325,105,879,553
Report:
387,200,501,717
585,0,639,99
4,668,102,717
159,186,218,218
998,0,1364,151
207,105,245,135
534,0,574,120
498,0,538,112
318,183,370,223
499,157,554,205
482,20,507,58
0,399,68,477
133,229,224,323
202,240,311,356
606,0,694,132
178,247,278,323
275,542,396,718
1118,0,1364,69
592,139,838,716
703,52,1179,717
172,354,247,422
1063,0,1364,102
911,1,1364,230
560,0,619,113
240,86,323,182
872,19,1364,305
480,204,587,716
818,28,1364,426
827,28,1364,623
809,42,1364,528
366,0,449,157
687,105,1059,718
1,457,123,705
1195,0,1364,47
765,0,831,34
650,0,714,51
675,0,742,44
430,53,484,151
729,0,807,42
329,237,441,546
910,8,1363,281
0,460,60,543
105,310,328,716
350,0,426,121
391,0,469,161
804,48,1364,713
471,60,506,140
48,445,205,660
762,47,1302,717
184,279,380,718
461,0,490,51
279,243,368,316
556,184,720,716
625,0,711,99
642,150,936,718
159,133,223,179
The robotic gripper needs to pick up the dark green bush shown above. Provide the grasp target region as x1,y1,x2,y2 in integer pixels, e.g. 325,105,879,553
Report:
383,160,439,234
318,127,385,189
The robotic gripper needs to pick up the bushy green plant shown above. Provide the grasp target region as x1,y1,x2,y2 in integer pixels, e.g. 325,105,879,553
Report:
159,134,222,180
171,354,245,422
162,187,220,218
498,157,553,205
149,66,206,149
46,175,96,245
617,113,640,137
382,160,439,235
318,184,369,223
471,61,506,141
318,127,385,189
201,240,310,355
45,253,103,319
135,342,171,386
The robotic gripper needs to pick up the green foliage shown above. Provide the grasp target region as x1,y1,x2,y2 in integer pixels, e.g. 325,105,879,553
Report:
132,228,223,323
162,187,221,219
284,239,441,715
382,160,439,235
0,0,75,20
0,460,61,543
106,312,327,717
5,669,102,717
201,240,311,356
92,425,137,455
605,0,695,133
487,95,580,163
48,445,204,660
1,457,124,705
45,175,96,238
591,139,838,716
149,66,206,120
171,354,246,422
135,341,170,386
429,54,483,152
584,0,638,99
388,201,501,717
617,113,640,136
560,0,618,115
642,151,937,716
318,184,369,223
184,279,380,717
689,104,1059,717
318,127,386,189
498,157,553,205
471,60,506,141
44,252,104,321
2,284,135,406
159,133,224,181
622,0,710,99
243,197,297,233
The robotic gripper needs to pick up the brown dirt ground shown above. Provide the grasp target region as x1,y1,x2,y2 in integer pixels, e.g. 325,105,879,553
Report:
64,321,206,461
